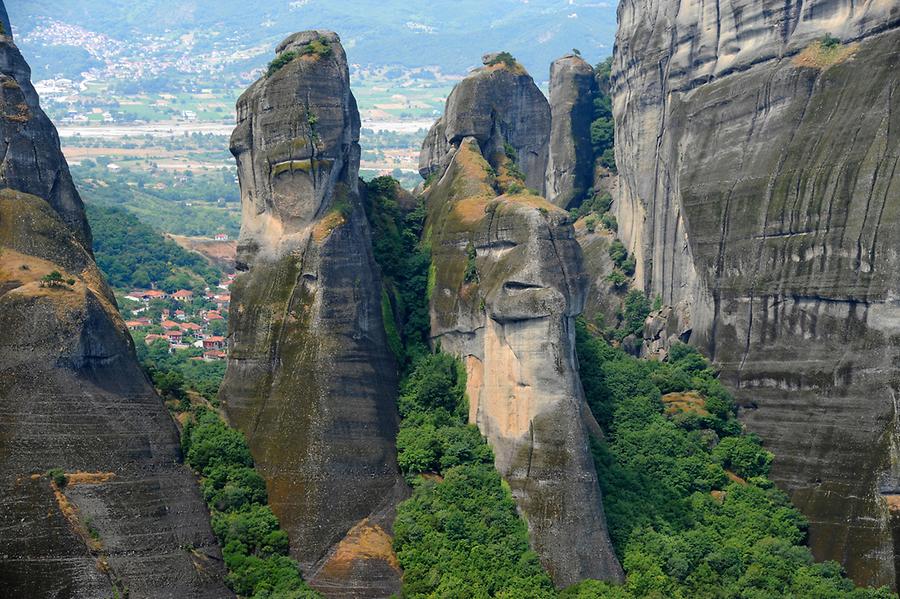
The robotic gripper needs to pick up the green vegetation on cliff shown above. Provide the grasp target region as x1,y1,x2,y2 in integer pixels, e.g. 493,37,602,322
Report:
182,410,320,598
590,57,615,172
570,321,895,598
87,204,221,290
393,353,556,598
365,176,431,366
366,176,555,596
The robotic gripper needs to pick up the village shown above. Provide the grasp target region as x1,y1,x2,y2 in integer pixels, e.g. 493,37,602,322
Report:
120,273,234,360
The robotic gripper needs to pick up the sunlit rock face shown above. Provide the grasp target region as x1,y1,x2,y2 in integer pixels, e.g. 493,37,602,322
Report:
421,132,623,587
613,0,900,586
0,5,231,596
220,30,405,597
419,54,551,195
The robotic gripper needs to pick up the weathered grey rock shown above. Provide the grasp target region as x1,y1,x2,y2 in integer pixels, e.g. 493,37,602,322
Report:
0,14,91,248
422,135,623,587
419,56,550,194
0,10,230,596
546,55,597,208
575,222,625,329
613,0,900,587
641,303,692,361
220,31,404,597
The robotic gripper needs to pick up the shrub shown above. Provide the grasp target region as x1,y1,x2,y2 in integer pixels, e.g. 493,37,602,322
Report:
608,240,628,266
267,51,298,76
506,181,524,194
821,33,841,49
712,435,774,479
622,290,650,336
606,270,628,289
591,117,614,156
487,51,517,69
185,412,253,475
464,242,478,283
301,39,332,58
47,468,67,488
40,270,69,288
601,212,618,232
365,177,431,368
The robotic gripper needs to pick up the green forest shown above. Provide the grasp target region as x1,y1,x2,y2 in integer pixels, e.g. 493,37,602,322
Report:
87,204,222,290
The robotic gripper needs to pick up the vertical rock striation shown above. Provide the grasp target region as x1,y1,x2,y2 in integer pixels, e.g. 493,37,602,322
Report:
420,64,623,584
613,0,900,587
220,30,404,597
419,53,550,195
546,55,597,209
0,6,231,597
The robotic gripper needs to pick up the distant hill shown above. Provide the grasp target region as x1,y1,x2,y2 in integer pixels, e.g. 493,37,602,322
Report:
87,204,222,291
9,0,616,80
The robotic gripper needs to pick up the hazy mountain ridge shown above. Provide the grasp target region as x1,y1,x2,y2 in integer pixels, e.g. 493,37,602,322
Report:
8,0,616,81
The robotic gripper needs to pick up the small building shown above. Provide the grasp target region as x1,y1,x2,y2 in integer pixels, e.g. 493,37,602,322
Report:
214,233,229,241
180,322,203,334
203,336,227,350
125,320,149,330
127,289,168,302
161,319,181,330
144,334,167,346
174,309,186,320
165,329,183,343
172,289,194,302
203,349,227,361
204,310,224,322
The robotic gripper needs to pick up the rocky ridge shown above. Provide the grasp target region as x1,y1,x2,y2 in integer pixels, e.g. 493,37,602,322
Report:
220,30,405,597
419,58,623,587
612,0,900,587
420,53,551,195
0,5,231,596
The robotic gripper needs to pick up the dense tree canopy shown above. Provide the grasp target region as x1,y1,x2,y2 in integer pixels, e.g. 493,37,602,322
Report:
572,321,894,598
182,410,319,598
87,203,221,290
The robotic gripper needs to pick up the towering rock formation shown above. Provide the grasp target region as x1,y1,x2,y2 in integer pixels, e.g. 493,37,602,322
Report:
419,53,550,195
220,31,404,597
613,0,900,587
0,8,231,597
419,60,623,587
546,54,597,209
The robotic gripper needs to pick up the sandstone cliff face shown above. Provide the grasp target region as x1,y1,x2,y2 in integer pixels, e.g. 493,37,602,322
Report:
613,0,900,587
0,14,230,598
419,54,550,195
421,131,623,587
546,55,597,209
220,31,404,597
